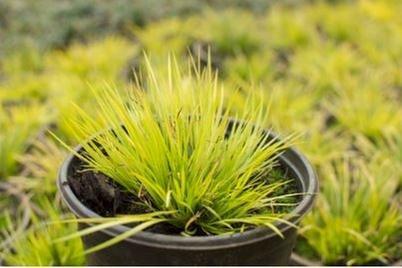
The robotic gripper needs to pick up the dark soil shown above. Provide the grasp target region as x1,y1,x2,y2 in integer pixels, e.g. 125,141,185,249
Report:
68,155,153,217
68,155,183,234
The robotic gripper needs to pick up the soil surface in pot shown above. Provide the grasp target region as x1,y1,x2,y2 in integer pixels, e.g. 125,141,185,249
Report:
66,153,299,236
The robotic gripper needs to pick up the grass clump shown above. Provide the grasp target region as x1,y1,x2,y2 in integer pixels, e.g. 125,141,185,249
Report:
46,37,137,81
326,76,401,139
0,186,31,252
229,79,318,134
299,156,401,265
10,138,67,201
0,103,49,179
2,200,85,266
55,56,300,252
197,9,262,57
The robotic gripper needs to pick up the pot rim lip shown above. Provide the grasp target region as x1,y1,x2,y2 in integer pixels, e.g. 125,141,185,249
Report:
58,135,318,250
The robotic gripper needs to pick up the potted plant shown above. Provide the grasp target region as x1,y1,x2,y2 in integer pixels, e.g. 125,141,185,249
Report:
55,57,317,265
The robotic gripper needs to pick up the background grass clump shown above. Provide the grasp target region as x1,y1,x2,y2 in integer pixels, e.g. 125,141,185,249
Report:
0,0,401,265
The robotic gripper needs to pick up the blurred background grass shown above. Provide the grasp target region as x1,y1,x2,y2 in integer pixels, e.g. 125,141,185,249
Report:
0,0,300,54
0,0,401,265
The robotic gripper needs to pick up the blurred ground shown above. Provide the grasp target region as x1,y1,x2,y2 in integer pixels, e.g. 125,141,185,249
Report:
0,0,300,54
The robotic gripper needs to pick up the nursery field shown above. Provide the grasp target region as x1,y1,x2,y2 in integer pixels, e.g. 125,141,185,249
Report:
0,0,401,266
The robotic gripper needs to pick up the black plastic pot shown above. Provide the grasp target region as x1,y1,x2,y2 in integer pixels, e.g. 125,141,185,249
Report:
57,130,318,265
